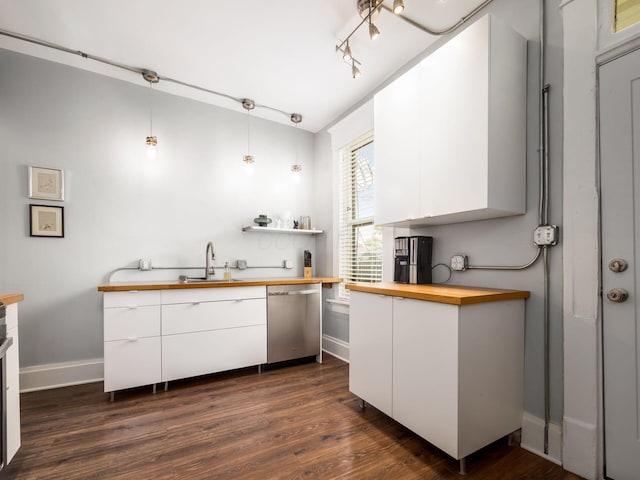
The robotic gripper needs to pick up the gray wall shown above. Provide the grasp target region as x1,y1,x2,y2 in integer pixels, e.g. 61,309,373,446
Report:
0,48,318,368
315,0,564,424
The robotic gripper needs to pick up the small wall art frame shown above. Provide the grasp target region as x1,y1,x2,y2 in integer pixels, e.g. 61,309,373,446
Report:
28,166,64,201
30,204,64,238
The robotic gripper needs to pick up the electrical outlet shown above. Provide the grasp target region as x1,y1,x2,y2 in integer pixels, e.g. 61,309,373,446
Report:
533,225,559,246
284,259,293,269
451,255,468,272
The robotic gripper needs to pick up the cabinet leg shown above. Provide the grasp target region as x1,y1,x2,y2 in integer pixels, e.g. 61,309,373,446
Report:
109,392,115,403
164,381,169,392
359,399,366,410
459,457,467,476
258,364,262,374
152,384,157,394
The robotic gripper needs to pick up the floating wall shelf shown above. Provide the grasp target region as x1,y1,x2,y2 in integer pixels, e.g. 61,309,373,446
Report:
242,226,324,235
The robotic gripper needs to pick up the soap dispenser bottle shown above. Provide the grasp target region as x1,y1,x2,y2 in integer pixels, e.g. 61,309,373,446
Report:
223,262,232,281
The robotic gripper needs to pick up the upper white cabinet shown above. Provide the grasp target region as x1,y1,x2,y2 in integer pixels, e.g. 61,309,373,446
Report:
374,14,527,227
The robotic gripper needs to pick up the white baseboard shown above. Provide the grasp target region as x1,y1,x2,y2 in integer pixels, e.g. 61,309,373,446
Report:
20,358,103,392
562,415,599,480
322,334,349,363
521,411,563,465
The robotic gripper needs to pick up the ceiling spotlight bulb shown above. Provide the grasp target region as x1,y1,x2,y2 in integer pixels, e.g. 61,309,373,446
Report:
343,42,352,62
393,0,405,14
369,22,380,40
352,61,361,79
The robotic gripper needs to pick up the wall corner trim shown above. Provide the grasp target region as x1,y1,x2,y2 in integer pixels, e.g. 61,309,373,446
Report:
521,411,563,465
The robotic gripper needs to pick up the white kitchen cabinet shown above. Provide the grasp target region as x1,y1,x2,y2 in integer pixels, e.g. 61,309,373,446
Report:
161,288,266,382
374,66,422,226
347,286,525,465
348,291,393,416
103,292,161,393
6,303,21,463
392,297,524,460
374,14,526,227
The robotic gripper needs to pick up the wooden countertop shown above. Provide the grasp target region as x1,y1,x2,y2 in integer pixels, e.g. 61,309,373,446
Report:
346,283,530,305
0,293,24,306
98,277,342,292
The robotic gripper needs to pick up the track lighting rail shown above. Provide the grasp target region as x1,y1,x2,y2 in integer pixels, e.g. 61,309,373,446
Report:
0,28,301,122
335,0,496,78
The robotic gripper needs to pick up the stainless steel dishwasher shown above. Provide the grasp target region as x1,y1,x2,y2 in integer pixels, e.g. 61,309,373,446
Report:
267,283,321,364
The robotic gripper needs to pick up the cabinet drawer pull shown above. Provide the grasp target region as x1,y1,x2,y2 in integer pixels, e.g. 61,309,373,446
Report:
127,306,138,310
127,336,139,342
234,299,244,303
191,302,200,306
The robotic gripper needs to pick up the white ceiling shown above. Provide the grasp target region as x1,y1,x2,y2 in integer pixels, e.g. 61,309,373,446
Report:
0,0,487,132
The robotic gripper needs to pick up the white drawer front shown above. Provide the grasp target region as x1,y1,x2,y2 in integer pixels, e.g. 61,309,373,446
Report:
104,337,161,392
5,304,18,330
104,306,161,341
161,325,266,382
161,286,265,304
104,290,161,308
162,298,266,335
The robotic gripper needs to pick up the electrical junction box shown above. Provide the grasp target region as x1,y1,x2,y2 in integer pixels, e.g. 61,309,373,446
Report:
533,225,559,246
451,255,468,272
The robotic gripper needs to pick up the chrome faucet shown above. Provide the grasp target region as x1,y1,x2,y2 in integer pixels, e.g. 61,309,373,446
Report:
205,241,216,280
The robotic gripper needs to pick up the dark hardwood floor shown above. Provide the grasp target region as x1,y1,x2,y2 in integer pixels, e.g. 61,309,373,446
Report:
4,354,582,479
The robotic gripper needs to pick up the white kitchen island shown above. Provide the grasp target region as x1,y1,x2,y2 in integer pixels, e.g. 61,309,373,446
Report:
346,282,530,475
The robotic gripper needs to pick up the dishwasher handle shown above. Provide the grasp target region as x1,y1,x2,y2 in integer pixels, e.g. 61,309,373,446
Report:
268,289,319,296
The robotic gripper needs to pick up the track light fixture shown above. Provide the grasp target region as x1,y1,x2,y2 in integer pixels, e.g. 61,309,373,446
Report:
393,0,405,14
343,41,352,61
335,0,394,79
352,60,361,79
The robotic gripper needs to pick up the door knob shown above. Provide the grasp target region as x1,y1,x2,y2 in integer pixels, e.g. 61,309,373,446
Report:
607,288,629,303
609,258,629,273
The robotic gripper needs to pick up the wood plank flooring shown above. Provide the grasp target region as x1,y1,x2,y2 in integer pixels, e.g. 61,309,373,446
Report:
3,354,582,479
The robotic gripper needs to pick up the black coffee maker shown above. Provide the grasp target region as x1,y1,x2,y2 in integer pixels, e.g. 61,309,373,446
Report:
394,236,433,284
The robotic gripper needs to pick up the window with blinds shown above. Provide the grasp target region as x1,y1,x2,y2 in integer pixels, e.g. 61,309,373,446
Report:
615,0,640,31
338,133,383,299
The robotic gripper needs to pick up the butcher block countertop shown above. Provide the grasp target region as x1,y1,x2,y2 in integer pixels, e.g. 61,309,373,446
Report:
98,277,342,292
346,283,530,306
0,293,24,306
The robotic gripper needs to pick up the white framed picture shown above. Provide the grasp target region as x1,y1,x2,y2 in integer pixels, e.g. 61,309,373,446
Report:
28,166,64,201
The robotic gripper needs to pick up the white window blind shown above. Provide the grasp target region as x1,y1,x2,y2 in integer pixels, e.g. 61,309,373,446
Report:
338,133,383,299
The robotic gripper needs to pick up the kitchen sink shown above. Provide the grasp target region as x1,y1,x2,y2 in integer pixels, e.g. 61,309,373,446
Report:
178,275,242,283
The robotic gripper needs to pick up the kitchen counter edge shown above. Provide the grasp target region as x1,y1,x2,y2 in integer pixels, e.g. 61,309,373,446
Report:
0,293,24,306
345,282,530,305
98,277,342,292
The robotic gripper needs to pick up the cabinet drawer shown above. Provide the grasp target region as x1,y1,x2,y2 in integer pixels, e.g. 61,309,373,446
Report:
104,305,161,341
104,290,161,308
161,325,266,382
162,298,266,335
5,304,18,330
104,337,161,392
161,286,265,304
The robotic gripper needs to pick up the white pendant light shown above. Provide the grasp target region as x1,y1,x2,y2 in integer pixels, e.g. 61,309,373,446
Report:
242,99,255,175
142,70,159,159
290,114,302,183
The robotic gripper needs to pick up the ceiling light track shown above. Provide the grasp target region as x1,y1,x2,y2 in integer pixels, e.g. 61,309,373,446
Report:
380,0,495,36
0,28,302,123
335,0,495,78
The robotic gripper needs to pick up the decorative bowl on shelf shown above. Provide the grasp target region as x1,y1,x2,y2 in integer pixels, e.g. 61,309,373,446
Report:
254,214,272,227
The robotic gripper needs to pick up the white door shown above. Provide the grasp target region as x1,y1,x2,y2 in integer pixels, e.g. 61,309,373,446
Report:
600,47,640,480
